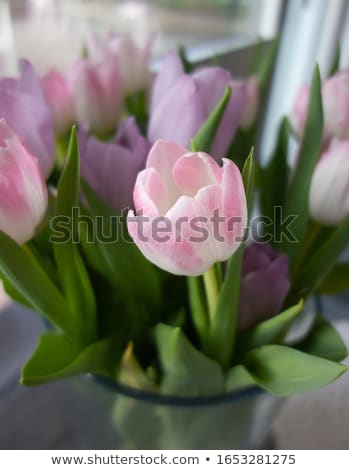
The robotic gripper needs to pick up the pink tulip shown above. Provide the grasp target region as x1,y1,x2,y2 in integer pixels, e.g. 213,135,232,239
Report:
309,140,349,225
86,33,153,95
0,119,48,244
41,68,75,136
0,60,55,178
322,70,349,140
127,140,247,276
291,69,349,141
68,58,123,136
148,52,247,160
239,76,260,130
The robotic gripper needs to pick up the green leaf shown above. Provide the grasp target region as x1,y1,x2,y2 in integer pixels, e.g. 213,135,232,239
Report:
281,66,323,262
0,232,75,339
21,332,115,385
316,263,349,294
243,345,347,396
292,216,349,294
259,117,290,241
328,43,340,77
154,323,224,396
238,300,303,352
296,314,348,362
242,147,256,215
81,180,162,312
192,86,231,153
225,365,256,392
53,127,96,344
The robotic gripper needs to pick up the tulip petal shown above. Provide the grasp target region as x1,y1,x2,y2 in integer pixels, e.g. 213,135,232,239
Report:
147,140,187,208
148,75,206,149
172,151,221,196
151,51,184,111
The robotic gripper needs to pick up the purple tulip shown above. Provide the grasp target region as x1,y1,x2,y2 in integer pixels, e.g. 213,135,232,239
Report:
238,243,290,330
148,52,247,160
0,60,55,178
80,117,150,211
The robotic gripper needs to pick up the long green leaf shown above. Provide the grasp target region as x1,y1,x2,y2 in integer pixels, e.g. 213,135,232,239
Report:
281,66,323,262
21,332,115,385
192,86,231,153
259,117,290,242
328,43,340,77
0,232,74,338
154,323,224,396
243,344,347,396
53,127,96,344
292,215,349,294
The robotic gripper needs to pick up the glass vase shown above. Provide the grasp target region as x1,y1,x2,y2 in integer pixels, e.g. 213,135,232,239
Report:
68,376,282,450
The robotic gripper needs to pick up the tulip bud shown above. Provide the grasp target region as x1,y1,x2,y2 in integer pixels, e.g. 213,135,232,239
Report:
68,59,123,136
238,243,290,330
41,68,75,136
148,52,247,161
291,69,349,141
80,117,150,211
322,70,349,140
0,60,55,178
86,33,153,95
127,140,247,276
0,119,48,244
309,141,349,225
238,76,260,130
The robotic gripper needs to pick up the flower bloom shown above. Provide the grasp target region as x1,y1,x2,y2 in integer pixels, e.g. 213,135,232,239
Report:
68,58,123,136
86,33,153,95
127,140,247,276
80,117,150,211
291,69,349,141
0,60,55,178
0,119,48,244
148,52,247,160
238,243,290,330
309,141,349,225
41,68,75,136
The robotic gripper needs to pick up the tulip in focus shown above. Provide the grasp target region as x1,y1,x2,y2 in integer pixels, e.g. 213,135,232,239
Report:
80,117,150,211
68,59,123,136
127,140,247,276
41,68,75,136
238,243,290,330
309,141,349,225
148,52,247,160
0,60,55,178
0,119,48,244
291,69,349,141
86,33,153,95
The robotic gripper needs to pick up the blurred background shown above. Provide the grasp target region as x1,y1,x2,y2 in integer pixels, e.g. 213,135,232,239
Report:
0,0,349,449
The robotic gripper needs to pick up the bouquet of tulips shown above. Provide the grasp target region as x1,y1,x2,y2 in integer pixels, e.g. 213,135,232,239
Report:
0,34,348,398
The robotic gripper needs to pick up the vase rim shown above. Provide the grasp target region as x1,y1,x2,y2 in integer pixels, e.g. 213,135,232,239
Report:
88,374,265,407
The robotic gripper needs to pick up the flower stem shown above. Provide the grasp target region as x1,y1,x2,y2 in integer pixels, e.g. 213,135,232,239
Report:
203,265,220,320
